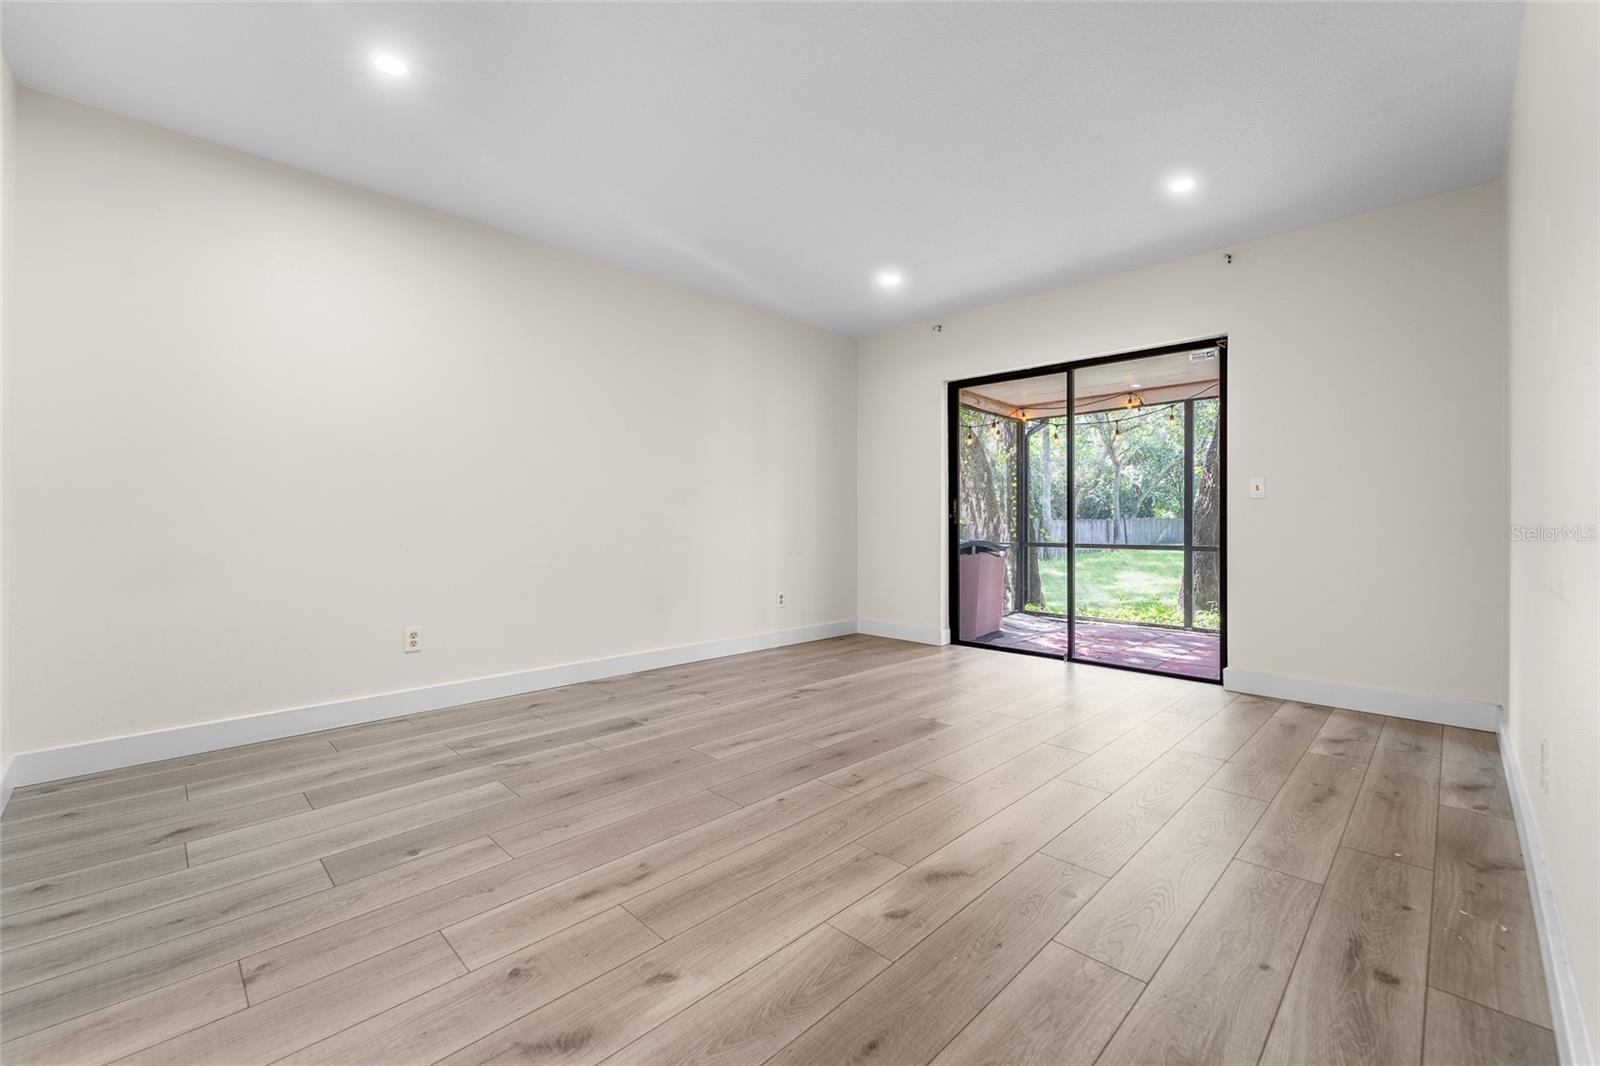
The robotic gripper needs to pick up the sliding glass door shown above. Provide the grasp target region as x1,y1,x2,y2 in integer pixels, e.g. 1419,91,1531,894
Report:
953,371,1071,655
948,340,1226,681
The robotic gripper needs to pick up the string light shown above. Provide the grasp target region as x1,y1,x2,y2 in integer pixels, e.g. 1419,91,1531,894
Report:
961,381,1214,461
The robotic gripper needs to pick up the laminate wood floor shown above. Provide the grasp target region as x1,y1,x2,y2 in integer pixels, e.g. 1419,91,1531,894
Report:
0,637,1557,1066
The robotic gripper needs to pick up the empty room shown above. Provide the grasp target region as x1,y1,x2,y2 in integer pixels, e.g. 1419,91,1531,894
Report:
0,2,1594,1065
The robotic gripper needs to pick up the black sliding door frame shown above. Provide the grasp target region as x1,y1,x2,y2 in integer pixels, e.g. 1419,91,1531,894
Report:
946,337,1228,683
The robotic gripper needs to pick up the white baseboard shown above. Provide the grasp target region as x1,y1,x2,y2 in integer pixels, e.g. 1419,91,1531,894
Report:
0,756,15,814
1499,725,1596,1066
1221,668,1500,731
0,619,859,796
857,619,950,646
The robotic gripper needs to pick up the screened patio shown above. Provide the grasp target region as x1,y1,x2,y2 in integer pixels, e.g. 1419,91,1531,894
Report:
953,345,1223,680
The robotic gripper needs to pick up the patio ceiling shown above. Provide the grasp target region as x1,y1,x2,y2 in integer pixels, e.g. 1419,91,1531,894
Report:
959,347,1220,418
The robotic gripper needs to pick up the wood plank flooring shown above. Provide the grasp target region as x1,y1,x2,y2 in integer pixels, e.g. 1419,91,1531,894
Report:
0,636,1555,1065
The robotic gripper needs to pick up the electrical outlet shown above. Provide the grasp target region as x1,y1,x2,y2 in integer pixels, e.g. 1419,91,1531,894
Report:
404,626,422,654
1540,738,1550,793
776,592,786,608
1249,477,1266,499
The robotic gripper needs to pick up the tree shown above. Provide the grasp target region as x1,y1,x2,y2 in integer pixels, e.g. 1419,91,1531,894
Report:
1091,415,1125,541
957,406,1017,607
1021,418,1072,611
957,407,1012,542
1073,407,1184,543
1188,399,1222,628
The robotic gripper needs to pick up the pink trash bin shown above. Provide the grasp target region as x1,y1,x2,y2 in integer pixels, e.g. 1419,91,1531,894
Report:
958,546,1005,640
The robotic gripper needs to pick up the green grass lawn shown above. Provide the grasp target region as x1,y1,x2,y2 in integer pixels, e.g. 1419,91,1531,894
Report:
1028,549,1219,629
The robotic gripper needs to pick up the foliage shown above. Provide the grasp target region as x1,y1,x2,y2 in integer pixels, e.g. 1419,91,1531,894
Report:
957,406,1014,543
1070,405,1186,534
957,406,1017,609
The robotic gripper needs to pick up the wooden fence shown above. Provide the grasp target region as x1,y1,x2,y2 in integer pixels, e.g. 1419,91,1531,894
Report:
1035,518,1185,545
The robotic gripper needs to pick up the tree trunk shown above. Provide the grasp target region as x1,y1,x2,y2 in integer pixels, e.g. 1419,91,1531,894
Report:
1189,418,1223,626
1091,415,1123,544
1024,424,1042,608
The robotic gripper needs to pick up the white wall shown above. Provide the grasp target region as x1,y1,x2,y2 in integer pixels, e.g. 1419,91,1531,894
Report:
858,183,1509,709
3,90,857,758
0,54,15,777
1504,1,1599,1054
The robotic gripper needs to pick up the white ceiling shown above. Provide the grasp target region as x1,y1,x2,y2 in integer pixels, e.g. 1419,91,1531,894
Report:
2,2,1523,336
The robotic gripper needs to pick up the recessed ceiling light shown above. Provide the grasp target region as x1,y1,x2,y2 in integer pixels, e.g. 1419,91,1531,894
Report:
372,54,410,77
1166,175,1198,196
876,270,905,290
